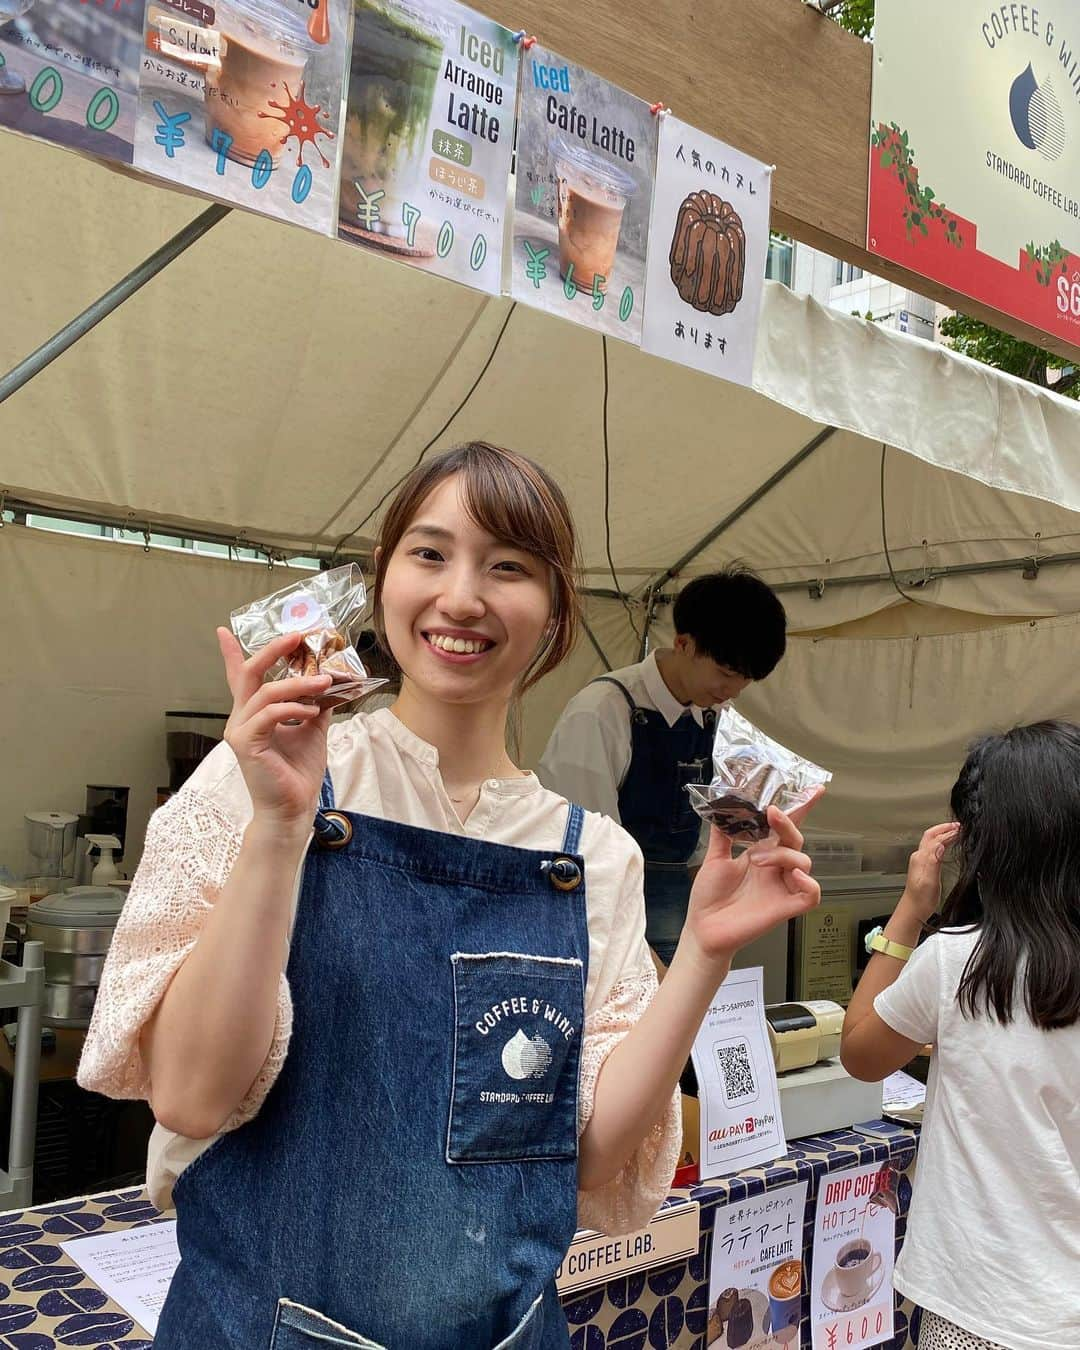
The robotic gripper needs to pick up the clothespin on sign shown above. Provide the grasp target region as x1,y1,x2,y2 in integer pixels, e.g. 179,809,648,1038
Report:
143,522,152,553
512,30,536,49
649,102,668,117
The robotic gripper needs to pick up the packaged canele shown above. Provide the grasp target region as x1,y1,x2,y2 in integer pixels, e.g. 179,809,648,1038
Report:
686,706,831,843
230,564,388,710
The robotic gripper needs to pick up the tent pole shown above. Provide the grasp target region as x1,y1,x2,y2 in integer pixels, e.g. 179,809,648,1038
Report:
580,615,614,672
0,203,231,407
645,425,838,593
637,586,657,661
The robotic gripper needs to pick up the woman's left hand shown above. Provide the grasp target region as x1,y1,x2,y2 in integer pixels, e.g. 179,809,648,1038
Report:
683,795,823,968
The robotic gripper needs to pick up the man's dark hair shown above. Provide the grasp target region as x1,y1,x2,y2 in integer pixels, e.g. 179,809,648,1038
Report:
672,566,786,681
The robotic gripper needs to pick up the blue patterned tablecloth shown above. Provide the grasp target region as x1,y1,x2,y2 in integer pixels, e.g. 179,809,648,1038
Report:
0,1122,921,1349
558,1122,922,1350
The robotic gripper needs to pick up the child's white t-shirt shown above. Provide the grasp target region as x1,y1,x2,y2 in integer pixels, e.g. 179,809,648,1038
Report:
875,929,1080,1350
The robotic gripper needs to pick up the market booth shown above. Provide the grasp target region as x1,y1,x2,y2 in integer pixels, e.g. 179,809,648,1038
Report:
4,47,1080,1350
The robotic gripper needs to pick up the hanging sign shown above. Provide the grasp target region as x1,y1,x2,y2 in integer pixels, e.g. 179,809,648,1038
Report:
0,0,147,164
691,967,786,1181
810,1161,898,1350
706,1180,808,1349
869,0,1080,347
133,0,350,232
336,0,517,296
511,44,657,343
642,114,773,387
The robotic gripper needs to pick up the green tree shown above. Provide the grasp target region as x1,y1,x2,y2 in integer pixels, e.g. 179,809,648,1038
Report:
831,0,874,39
833,0,1077,399
938,314,1079,398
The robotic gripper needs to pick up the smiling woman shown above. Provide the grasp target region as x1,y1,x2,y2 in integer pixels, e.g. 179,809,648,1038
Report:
78,439,819,1350
373,440,579,696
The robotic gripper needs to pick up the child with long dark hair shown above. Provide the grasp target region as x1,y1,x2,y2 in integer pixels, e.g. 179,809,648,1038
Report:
842,721,1080,1350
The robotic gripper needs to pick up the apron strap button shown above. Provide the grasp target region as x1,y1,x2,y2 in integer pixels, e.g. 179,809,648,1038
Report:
314,811,353,849
544,856,582,892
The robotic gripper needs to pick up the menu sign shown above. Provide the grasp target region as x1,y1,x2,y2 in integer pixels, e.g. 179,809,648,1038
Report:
511,44,657,342
337,0,518,296
0,0,146,163
707,1180,808,1350
810,1162,898,1350
133,0,351,232
642,114,772,387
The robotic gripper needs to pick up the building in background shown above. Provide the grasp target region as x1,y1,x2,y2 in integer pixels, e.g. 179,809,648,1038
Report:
767,233,941,342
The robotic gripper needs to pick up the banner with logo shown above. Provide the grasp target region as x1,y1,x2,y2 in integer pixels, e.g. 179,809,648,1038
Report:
0,0,146,164
706,1180,808,1350
133,0,350,233
642,115,772,387
335,0,517,296
810,1161,898,1350
691,967,786,1180
511,44,657,343
869,0,1080,346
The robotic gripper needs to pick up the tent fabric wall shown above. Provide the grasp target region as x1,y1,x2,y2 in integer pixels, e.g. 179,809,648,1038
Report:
3,521,1079,880
6,137,1080,878
0,523,304,874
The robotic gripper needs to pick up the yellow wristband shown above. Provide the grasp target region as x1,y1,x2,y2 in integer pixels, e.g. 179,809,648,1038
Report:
866,929,914,961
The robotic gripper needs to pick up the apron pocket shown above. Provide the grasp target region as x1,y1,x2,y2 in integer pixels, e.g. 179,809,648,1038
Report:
269,1299,386,1349
448,953,584,1164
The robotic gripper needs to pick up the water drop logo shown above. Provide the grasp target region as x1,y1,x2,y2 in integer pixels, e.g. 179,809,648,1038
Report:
1010,63,1066,162
501,1028,553,1080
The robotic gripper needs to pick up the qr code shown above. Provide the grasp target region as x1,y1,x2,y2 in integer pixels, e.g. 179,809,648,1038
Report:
715,1038,759,1106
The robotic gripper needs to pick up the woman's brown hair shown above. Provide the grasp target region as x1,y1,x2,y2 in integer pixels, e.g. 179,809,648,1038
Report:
372,441,580,694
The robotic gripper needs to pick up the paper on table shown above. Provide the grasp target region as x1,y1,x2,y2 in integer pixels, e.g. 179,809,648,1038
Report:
61,1219,179,1336
882,1069,927,1112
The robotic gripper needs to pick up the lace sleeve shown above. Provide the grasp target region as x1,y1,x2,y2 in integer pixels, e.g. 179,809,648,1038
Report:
576,964,682,1237
77,787,294,1131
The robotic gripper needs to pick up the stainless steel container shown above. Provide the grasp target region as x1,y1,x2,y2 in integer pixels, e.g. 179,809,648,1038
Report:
26,886,125,1028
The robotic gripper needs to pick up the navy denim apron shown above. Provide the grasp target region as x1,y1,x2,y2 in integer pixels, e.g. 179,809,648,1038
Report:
153,772,589,1350
593,678,714,969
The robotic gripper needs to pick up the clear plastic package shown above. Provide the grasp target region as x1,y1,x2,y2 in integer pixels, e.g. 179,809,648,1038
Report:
686,707,831,843
230,565,388,710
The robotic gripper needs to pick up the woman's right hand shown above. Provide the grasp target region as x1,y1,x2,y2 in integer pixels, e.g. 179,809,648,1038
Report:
217,628,333,838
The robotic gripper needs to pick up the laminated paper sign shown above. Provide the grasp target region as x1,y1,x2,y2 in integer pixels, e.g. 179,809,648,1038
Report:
336,0,518,297
692,967,786,1181
810,1160,898,1350
0,0,147,163
511,43,657,343
133,0,351,233
642,114,773,388
707,1180,809,1349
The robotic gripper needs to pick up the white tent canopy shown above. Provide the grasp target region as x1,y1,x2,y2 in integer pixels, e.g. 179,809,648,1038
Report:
3,134,1080,871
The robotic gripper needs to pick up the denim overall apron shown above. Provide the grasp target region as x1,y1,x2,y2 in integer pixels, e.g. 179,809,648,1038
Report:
593,678,714,970
153,772,589,1350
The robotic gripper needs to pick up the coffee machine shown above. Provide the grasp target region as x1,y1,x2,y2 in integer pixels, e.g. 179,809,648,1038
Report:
164,711,228,801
